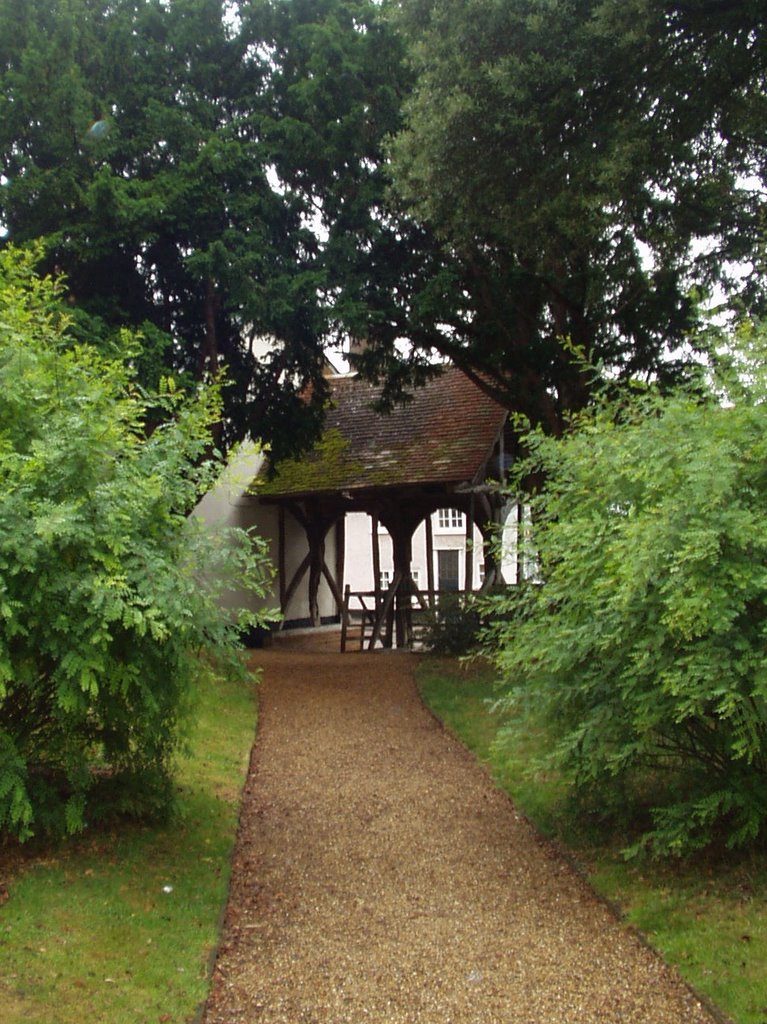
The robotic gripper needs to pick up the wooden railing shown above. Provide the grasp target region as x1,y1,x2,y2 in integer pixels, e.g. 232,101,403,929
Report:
340,578,470,652
340,588,381,652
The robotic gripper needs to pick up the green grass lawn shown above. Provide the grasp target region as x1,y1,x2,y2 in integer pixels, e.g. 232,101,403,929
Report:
418,656,767,1024
0,665,259,1024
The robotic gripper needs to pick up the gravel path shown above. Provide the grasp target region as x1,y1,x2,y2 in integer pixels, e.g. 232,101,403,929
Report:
202,634,718,1024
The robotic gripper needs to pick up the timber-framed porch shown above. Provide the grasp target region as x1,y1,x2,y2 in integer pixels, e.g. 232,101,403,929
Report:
253,367,511,649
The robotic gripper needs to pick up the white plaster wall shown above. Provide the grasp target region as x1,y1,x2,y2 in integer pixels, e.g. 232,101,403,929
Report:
501,501,538,584
191,443,277,619
191,443,339,627
343,510,493,593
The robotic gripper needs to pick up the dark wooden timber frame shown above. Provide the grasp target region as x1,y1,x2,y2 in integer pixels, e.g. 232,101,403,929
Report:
262,474,507,649
257,367,511,649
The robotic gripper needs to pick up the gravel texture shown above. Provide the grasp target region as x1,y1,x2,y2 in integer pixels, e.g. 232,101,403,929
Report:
202,632,718,1024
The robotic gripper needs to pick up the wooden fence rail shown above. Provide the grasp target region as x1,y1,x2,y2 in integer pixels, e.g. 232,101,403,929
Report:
340,581,474,652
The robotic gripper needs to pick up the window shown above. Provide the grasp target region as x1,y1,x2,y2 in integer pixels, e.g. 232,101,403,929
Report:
379,569,419,590
437,508,464,531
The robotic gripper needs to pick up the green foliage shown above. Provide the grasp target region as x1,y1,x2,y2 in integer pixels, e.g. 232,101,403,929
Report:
386,0,767,430
0,668,259,1024
422,592,483,656
0,0,417,459
487,324,767,857
0,246,273,841
3,0,765,449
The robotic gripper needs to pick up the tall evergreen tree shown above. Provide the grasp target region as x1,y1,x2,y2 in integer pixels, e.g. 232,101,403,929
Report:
0,0,414,457
5,0,762,447
385,0,767,431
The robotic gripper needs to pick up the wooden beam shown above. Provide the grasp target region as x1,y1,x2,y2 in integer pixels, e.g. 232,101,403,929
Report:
425,513,434,607
478,518,497,590
285,499,309,531
516,501,524,587
465,497,474,592
389,521,414,648
321,559,345,612
282,551,311,618
340,584,351,654
369,570,402,650
278,505,286,613
335,517,346,617
477,491,494,525
307,527,324,627
371,515,381,610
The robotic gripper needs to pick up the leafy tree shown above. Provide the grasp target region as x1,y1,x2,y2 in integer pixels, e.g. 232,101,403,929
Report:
0,246,274,841
488,325,767,856
0,0,421,458
385,0,767,432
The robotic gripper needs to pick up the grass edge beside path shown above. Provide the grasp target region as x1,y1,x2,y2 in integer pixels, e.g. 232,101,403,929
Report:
0,664,259,1024
417,656,767,1024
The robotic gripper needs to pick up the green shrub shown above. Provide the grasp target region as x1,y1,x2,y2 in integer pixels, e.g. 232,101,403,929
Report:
0,247,273,840
488,324,767,857
422,592,483,655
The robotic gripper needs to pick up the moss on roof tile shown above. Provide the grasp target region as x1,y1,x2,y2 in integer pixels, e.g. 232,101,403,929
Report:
255,428,365,497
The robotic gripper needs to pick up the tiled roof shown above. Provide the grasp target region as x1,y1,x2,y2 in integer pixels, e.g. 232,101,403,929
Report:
258,367,507,498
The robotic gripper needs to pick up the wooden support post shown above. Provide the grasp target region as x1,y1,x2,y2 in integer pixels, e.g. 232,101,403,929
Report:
371,515,381,611
479,519,497,590
390,522,414,648
335,517,346,619
465,497,475,593
475,491,502,590
321,559,345,613
425,513,435,610
340,583,351,653
307,523,326,628
516,501,524,586
385,588,396,648
369,571,402,651
278,505,286,616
